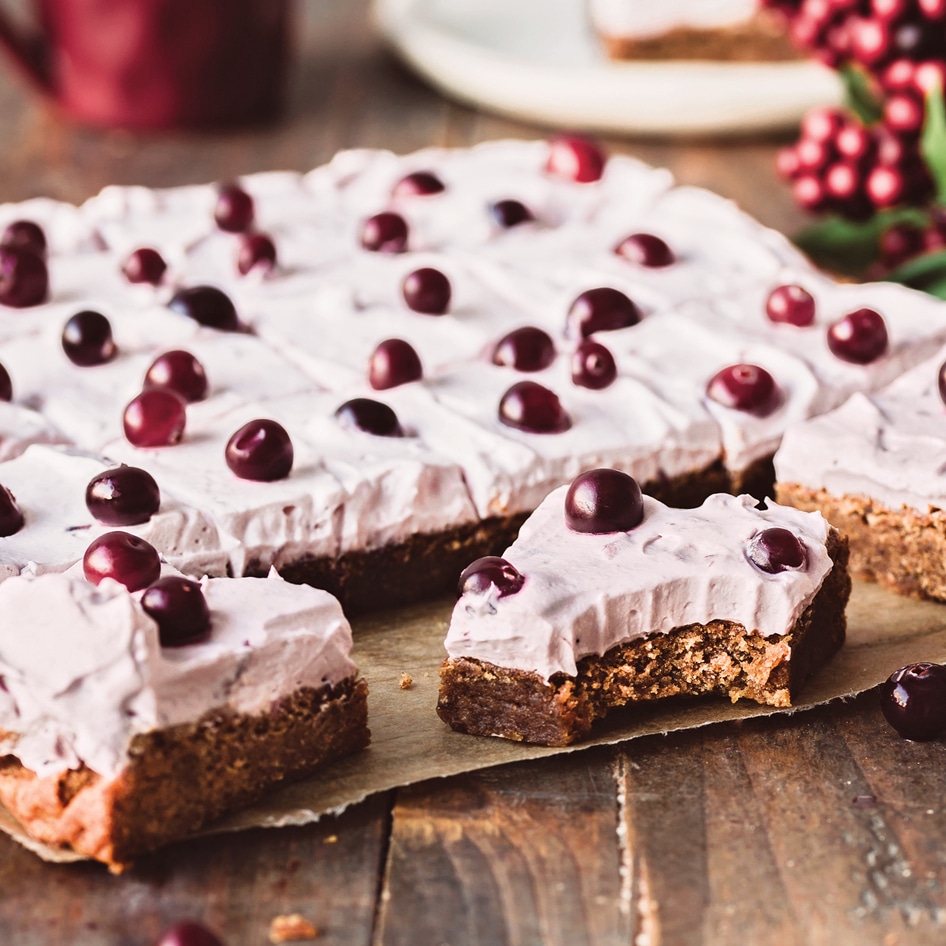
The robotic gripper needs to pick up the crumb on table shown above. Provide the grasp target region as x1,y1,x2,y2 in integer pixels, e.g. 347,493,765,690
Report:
399,672,413,690
268,913,319,943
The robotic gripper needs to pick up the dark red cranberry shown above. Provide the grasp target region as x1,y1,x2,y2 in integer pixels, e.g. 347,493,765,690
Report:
335,398,403,437
938,360,946,407
83,531,161,591
225,419,294,481
402,267,451,315
457,556,525,598
141,576,211,647
824,162,861,203
154,921,225,946
214,183,255,233
122,247,167,286
0,484,24,536
0,362,11,402
368,338,423,389
879,222,925,268
827,308,888,364
0,245,48,308
61,310,116,367
85,466,161,525
866,165,907,208
880,662,946,741
564,468,643,534
835,124,874,164
492,326,556,372
169,286,239,332
123,390,187,447
566,287,641,339
707,364,781,416
144,350,209,403
1,220,46,258
792,174,830,212
615,233,675,267
236,232,277,276
571,340,617,390
745,528,807,574
766,285,816,327
884,93,924,137
392,171,445,198
546,135,606,183
795,137,835,174
360,212,409,253
490,200,535,228
498,381,571,434
800,106,845,142
775,146,801,180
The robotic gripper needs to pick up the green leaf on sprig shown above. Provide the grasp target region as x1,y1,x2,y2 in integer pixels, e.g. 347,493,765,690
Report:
840,65,883,126
883,248,946,298
920,79,946,205
794,207,929,276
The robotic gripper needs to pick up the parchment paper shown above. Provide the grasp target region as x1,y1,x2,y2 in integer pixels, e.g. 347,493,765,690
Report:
5,580,946,864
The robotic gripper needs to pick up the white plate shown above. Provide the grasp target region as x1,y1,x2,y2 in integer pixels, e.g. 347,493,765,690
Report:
373,0,844,137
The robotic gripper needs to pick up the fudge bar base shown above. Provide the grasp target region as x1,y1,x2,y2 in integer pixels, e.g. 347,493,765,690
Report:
437,529,849,747
0,677,369,870
777,483,946,602
599,12,799,62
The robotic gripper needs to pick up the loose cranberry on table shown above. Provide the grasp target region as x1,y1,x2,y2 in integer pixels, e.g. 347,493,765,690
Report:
489,199,535,229
564,468,643,534
827,308,889,364
360,212,409,253
392,170,445,198
492,326,556,372
214,182,255,233
571,340,617,390
225,419,294,481
566,287,641,339
0,362,11,402
401,266,451,315
615,232,676,268
546,134,606,183
144,350,209,403
169,286,240,332
880,662,946,741
0,484,24,537
123,389,187,447
335,398,404,437
706,364,781,416
61,310,117,367
122,247,167,285
86,466,161,526
745,528,807,574
236,232,277,276
368,338,423,390
498,380,571,434
83,531,161,592
0,244,48,308
1,220,47,258
457,556,525,598
141,576,211,647
154,919,226,946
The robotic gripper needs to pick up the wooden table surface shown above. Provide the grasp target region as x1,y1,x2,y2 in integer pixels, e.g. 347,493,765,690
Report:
1,3,945,944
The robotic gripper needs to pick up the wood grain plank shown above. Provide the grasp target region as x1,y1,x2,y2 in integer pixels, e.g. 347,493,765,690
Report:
0,793,392,946
374,748,631,946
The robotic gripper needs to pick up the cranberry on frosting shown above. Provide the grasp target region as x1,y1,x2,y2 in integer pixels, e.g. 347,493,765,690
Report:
571,340,617,390
766,284,816,327
745,528,808,574
225,419,294,482
61,310,117,367
827,307,889,364
706,364,781,416
392,170,445,198
458,555,525,598
335,397,404,437
546,134,606,183
490,199,535,229
615,232,675,267
368,338,422,390
141,575,211,647
86,466,161,526
0,484,24,537
1,220,47,258
214,182,255,233
402,266,451,315
498,381,571,434
492,326,556,372
0,244,48,308
122,247,167,286
566,287,641,339
564,468,643,534
123,389,187,447
360,211,409,253
83,531,161,591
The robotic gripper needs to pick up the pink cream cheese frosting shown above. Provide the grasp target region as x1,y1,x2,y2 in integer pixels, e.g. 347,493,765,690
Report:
445,490,833,681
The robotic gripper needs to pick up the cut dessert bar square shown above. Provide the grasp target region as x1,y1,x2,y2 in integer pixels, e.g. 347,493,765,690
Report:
438,471,849,746
0,569,369,869
775,346,946,602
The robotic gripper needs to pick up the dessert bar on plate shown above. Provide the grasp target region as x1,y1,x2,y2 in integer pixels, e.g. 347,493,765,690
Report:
588,0,798,62
1,137,945,611
775,346,946,602
0,568,369,870
438,469,850,746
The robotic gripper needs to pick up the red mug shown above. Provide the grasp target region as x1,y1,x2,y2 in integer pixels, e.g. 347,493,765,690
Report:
0,0,293,129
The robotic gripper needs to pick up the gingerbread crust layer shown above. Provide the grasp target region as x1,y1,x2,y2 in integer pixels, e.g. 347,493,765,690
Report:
777,482,946,602
437,528,849,746
599,12,800,62
0,677,369,870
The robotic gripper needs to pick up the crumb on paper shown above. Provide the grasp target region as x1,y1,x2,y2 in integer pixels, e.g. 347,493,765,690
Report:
269,914,319,943
323,834,338,844
399,672,413,690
